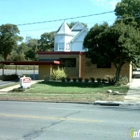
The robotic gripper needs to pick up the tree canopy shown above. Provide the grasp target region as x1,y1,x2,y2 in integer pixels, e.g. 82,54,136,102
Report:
24,36,39,61
38,31,55,51
68,22,87,29
115,0,140,28
84,22,140,81
0,24,22,60
10,42,27,61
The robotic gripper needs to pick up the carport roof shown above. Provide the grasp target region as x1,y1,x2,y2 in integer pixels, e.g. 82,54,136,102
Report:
0,61,61,65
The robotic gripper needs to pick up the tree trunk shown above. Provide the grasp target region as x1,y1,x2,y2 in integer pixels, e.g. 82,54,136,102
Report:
115,67,122,81
113,62,125,82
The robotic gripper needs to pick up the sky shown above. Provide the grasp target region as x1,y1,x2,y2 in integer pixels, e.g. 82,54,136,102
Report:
0,0,121,41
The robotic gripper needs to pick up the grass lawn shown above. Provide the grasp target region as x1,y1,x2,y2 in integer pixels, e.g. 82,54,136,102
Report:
0,81,129,103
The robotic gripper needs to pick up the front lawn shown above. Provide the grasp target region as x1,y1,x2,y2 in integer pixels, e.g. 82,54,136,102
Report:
0,81,129,103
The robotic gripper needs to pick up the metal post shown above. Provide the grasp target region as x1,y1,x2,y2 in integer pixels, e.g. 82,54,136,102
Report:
15,65,17,74
2,64,4,75
33,65,35,80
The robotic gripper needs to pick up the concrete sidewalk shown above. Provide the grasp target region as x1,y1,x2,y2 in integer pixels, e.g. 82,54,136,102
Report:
0,80,42,93
124,79,140,104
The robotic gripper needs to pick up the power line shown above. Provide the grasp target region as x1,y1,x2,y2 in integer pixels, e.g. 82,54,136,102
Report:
17,11,114,26
20,19,115,32
19,15,140,33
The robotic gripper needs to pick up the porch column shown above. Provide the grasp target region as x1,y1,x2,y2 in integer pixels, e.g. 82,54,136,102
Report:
33,64,35,80
2,64,4,75
50,65,53,79
15,65,17,74
79,53,82,78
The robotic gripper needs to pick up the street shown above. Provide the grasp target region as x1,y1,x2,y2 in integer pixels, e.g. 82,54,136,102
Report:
0,101,139,140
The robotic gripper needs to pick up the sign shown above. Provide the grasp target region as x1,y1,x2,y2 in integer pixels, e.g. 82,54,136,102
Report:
20,76,32,88
23,78,31,83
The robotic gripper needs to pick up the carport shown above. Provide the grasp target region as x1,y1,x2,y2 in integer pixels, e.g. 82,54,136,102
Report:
0,61,61,80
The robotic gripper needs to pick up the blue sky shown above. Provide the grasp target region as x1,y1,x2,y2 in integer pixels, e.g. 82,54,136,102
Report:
0,0,121,40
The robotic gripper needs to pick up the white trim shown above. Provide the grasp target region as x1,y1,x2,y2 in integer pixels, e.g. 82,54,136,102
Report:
71,28,88,43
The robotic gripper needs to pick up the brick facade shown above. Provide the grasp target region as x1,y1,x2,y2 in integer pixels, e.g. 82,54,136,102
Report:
38,52,132,81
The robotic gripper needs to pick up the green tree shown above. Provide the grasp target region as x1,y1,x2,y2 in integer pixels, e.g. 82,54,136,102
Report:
0,24,22,60
10,42,27,61
68,22,87,29
25,36,38,61
115,0,140,28
83,22,140,82
38,31,55,51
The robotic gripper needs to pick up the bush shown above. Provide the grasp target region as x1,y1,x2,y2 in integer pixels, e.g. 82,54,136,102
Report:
0,74,18,81
115,76,128,86
97,78,101,83
84,78,89,83
51,67,67,80
102,79,107,83
108,77,116,85
90,77,95,83
72,78,77,82
66,77,71,82
61,77,66,82
78,78,83,82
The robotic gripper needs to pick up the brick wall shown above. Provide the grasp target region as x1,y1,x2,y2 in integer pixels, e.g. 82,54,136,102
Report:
81,55,131,81
38,53,132,81
39,53,80,78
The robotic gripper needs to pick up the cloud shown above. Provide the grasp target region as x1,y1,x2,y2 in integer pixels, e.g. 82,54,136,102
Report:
89,0,121,10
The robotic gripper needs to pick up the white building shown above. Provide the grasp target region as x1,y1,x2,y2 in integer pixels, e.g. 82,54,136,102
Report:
54,21,88,52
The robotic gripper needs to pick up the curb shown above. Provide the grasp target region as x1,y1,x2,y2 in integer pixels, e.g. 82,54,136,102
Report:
94,100,140,106
0,100,140,106
94,101,123,106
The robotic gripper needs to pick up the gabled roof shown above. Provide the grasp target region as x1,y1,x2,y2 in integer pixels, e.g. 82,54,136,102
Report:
71,22,85,31
56,21,72,35
71,27,88,42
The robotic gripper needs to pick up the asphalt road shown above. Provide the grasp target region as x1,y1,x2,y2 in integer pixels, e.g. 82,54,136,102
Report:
0,101,139,140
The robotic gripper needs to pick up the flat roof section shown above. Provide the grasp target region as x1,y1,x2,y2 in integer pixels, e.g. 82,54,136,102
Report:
38,51,85,55
0,61,61,65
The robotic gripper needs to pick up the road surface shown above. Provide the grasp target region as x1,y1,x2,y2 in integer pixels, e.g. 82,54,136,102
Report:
0,101,139,140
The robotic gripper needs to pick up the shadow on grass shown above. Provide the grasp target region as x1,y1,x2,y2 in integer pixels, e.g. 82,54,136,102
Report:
37,81,111,88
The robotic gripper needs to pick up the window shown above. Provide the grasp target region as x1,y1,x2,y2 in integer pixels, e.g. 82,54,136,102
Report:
59,43,64,50
97,63,111,68
54,43,58,50
60,58,76,67
66,43,70,50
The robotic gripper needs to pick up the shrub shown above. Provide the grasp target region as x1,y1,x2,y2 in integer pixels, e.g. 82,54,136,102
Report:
120,76,128,85
1,74,18,81
115,76,128,86
90,77,95,83
51,67,67,80
108,77,116,85
72,78,77,82
96,78,101,83
84,78,89,83
78,77,83,82
66,77,71,82
102,79,107,83
61,77,65,82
